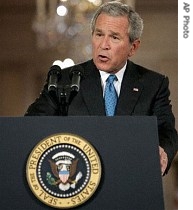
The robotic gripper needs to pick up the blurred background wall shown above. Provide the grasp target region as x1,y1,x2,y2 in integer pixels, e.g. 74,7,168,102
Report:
0,0,178,209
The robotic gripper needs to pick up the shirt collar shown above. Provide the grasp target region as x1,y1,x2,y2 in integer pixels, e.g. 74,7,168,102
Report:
99,62,127,85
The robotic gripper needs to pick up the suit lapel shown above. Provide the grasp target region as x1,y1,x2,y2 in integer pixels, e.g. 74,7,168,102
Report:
80,61,105,115
116,61,144,115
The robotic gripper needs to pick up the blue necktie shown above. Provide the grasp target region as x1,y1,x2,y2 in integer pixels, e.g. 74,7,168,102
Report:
104,75,118,116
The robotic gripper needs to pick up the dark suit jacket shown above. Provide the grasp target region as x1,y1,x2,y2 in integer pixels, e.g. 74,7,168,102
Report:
25,59,178,174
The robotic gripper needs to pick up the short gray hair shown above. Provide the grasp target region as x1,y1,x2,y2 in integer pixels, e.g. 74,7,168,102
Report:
91,1,144,43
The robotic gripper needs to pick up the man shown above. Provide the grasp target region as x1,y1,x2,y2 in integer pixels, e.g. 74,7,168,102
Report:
25,1,177,175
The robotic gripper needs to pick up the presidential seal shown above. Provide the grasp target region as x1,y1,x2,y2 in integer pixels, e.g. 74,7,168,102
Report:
26,133,101,209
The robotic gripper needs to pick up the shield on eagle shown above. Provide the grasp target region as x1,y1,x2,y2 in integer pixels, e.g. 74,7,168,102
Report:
59,170,70,183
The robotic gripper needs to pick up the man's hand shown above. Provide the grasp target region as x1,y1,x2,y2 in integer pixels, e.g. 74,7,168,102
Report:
159,146,168,176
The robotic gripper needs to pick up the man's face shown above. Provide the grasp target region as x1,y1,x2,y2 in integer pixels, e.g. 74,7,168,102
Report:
92,13,139,73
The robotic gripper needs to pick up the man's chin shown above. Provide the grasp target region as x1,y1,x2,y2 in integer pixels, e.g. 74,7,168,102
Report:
94,62,111,72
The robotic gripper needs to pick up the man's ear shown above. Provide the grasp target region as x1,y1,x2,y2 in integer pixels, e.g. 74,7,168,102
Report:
128,39,141,57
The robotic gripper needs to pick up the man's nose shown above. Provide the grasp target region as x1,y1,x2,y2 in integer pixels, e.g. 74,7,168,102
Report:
100,36,110,50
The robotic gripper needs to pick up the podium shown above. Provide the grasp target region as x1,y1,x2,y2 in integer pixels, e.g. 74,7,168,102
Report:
0,116,164,210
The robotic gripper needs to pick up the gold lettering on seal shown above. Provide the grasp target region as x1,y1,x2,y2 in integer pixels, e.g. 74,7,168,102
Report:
39,190,58,206
71,181,97,205
83,144,100,174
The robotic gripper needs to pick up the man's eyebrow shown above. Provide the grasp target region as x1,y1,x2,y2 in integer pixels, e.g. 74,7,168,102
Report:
94,28,102,32
94,28,121,36
110,31,121,36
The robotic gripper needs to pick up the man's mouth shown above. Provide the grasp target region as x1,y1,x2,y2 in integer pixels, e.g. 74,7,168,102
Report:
98,55,109,62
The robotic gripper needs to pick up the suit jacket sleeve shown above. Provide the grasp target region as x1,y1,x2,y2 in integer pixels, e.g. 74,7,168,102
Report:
152,76,177,174
24,84,60,116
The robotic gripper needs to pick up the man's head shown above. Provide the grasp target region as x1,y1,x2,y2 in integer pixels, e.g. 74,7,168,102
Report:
91,1,144,73
91,1,144,43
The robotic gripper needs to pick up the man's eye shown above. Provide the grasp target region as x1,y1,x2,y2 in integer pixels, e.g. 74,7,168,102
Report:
96,33,102,37
112,36,119,40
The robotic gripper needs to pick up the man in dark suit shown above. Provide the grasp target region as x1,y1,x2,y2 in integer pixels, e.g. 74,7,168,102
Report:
25,1,177,175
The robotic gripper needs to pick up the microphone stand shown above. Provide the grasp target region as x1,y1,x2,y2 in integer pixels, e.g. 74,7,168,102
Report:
58,85,72,116
57,84,78,116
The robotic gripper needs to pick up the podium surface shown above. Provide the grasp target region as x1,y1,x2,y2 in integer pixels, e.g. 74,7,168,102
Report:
0,116,164,210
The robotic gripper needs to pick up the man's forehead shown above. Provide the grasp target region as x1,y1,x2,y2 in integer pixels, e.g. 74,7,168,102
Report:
94,15,129,36
95,14,129,27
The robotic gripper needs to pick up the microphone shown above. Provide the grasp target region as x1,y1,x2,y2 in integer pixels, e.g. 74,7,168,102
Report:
48,65,62,93
69,65,84,92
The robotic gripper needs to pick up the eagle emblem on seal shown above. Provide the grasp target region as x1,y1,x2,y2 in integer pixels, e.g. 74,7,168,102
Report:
46,151,82,191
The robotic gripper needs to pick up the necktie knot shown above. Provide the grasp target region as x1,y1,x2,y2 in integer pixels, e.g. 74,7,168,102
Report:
106,74,117,84
104,74,118,116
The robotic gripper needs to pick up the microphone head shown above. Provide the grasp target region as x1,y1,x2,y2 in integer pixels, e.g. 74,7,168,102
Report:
48,65,62,77
69,65,84,79
48,65,62,93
